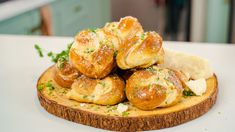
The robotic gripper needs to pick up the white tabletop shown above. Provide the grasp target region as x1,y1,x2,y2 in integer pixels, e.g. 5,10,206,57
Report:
0,34,235,132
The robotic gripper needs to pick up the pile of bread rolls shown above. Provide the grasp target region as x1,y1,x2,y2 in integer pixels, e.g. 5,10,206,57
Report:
53,16,186,110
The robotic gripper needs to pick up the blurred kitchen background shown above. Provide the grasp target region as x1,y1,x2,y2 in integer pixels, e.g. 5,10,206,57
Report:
0,0,234,43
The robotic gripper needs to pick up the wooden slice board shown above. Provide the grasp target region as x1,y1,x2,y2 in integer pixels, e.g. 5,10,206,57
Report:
37,66,218,131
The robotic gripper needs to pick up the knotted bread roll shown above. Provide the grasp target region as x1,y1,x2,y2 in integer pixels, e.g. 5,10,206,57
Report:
126,66,183,110
67,74,125,105
117,31,164,69
69,28,120,78
53,61,80,88
104,16,144,42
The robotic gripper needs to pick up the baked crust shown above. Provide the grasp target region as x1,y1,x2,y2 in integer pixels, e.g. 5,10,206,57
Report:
53,61,80,88
117,31,164,69
69,29,119,78
104,16,144,41
126,66,183,110
67,74,125,105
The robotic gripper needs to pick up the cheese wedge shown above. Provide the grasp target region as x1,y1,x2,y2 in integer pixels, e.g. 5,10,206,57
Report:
185,79,207,96
160,49,213,80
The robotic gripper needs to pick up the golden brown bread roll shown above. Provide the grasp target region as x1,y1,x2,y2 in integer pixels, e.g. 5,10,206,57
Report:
69,28,120,78
66,74,126,105
126,66,183,110
104,16,144,41
53,61,80,88
117,31,164,70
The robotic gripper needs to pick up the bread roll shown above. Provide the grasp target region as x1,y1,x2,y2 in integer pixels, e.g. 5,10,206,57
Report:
104,16,144,42
117,31,164,69
69,29,120,78
67,74,125,105
126,66,183,110
53,61,80,88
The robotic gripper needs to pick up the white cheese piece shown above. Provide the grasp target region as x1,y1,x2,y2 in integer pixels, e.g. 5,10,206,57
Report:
80,103,86,107
185,79,207,96
159,49,213,79
117,103,128,113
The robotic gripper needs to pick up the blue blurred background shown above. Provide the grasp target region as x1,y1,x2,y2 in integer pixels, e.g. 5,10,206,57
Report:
0,0,234,43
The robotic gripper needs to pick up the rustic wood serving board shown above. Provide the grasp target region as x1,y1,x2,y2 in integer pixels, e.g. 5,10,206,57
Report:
37,66,218,131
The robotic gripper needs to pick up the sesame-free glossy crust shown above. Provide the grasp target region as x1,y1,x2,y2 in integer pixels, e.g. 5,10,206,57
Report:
116,32,164,69
53,62,80,88
37,66,218,131
67,74,125,105
126,67,184,110
69,29,118,79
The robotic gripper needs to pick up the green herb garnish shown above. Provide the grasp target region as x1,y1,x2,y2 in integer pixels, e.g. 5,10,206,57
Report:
34,44,44,57
45,80,54,91
140,33,145,40
106,105,111,108
148,84,153,89
112,106,117,110
122,111,129,117
34,42,73,70
51,44,72,63
113,50,118,57
183,90,196,96
88,28,96,33
34,42,72,64
84,48,95,54
38,83,44,91
98,82,106,87
146,66,157,73
82,95,88,99
37,80,54,91
106,109,112,113
47,51,53,57
94,106,100,111
106,106,116,113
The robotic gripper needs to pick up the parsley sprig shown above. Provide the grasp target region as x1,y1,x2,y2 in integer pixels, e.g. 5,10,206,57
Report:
34,42,73,69
183,90,196,96
87,28,97,33
146,66,157,73
122,111,129,117
37,80,54,91
140,33,145,40
34,44,44,57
